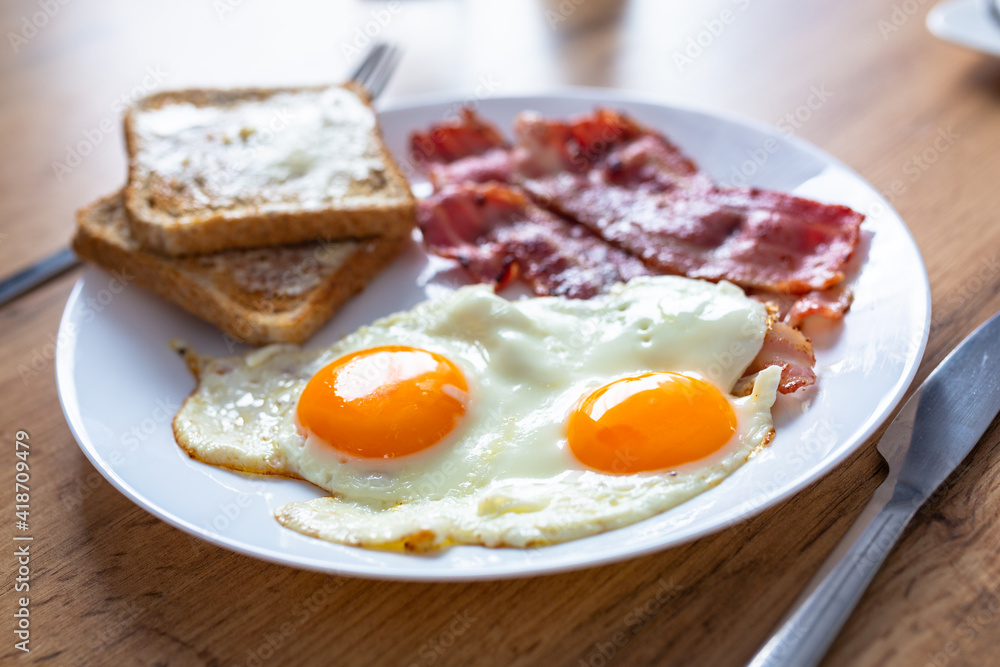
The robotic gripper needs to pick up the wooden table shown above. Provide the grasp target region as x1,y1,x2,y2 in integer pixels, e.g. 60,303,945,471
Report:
3,0,999,664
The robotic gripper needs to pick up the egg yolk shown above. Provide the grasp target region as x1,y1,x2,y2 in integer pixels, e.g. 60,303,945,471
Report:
297,346,468,459
567,372,736,474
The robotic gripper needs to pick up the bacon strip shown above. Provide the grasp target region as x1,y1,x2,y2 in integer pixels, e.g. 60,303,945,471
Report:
751,285,854,327
417,183,651,299
417,108,862,295
410,108,509,165
735,322,817,396
513,109,708,192
513,110,863,294
428,148,514,191
525,179,863,293
408,108,515,190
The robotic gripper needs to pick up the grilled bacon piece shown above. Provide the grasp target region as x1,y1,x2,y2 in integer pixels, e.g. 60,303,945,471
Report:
513,109,708,193
751,285,854,327
736,321,818,396
410,107,509,165
414,108,862,296
416,183,650,300
524,178,863,293
513,109,863,295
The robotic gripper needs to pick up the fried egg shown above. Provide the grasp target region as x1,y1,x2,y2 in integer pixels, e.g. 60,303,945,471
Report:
173,275,781,549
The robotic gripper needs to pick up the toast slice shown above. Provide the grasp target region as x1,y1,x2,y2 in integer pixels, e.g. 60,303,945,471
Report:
73,192,408,345
123,83,415,256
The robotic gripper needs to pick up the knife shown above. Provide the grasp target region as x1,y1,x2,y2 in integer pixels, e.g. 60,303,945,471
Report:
0,247,80,308
748,310,1000,667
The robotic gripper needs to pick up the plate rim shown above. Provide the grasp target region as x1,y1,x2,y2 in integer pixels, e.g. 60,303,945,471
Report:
56,87,931,581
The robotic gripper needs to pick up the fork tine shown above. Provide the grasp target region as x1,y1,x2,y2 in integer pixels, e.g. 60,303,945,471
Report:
346,42,402,101
360,43,397,99
346,41,386,87
364,44,401,100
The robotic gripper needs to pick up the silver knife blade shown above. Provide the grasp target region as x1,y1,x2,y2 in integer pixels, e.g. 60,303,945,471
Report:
878,311,1000,503
749,310,1000,667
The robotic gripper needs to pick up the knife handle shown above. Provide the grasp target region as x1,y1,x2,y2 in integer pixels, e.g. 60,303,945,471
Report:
0,247,79,308
747,498,919,667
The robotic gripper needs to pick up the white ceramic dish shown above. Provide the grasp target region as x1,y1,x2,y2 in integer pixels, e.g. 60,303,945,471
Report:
56,89,930,581
927,0,1000,57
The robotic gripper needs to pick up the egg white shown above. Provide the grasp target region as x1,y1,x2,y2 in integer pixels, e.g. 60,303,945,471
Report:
173,275,780,549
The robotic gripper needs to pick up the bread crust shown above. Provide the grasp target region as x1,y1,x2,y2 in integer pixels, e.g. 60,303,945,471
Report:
122,82,415,256
73,192,408,345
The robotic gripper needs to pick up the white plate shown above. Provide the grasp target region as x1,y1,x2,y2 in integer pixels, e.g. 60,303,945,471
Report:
56,89,930,581
928,0,1000,56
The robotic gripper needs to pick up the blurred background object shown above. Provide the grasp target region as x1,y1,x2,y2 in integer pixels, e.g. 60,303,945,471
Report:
928,0,1000,56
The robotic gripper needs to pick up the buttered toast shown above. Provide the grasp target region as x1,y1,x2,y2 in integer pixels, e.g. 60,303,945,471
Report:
123,83,414,256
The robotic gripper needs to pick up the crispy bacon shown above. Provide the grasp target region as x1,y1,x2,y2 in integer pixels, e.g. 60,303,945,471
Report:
416,183,651,299
428,148,514,191
751,285,854,327
736,321,817,395
417,108,862,295
513,109,863,294
524,179,863,293
420,108,706,191
785,286,854,326
410,109,515,190
410,108,509,166
513,109,708,192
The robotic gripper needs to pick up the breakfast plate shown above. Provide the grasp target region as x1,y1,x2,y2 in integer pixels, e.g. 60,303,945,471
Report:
927,0,1000,57
56,89,930,581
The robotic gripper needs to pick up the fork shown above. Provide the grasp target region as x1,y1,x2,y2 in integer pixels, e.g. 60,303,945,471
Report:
0,41,403,308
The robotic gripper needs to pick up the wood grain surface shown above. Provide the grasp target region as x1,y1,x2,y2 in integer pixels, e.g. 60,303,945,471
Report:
3,0,1000,665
